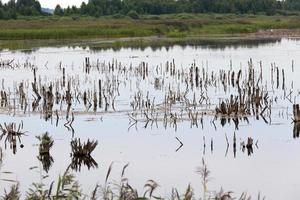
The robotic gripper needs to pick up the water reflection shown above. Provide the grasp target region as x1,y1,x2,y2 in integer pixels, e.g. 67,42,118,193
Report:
70,138,98,172
0,147,2,164
70,154,98,172
38,153,54,173
218,116,249,130
87,38,283,52
241,137,255,156
36,132,54,173
293,122,300,138
0,38,283,53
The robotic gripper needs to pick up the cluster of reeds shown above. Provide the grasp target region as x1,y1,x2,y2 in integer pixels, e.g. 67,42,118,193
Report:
0,122,26,154
0,59,14,68
36,132,54,154
293,104,300,122
71,138,98,157
70,138,98,171
36,132,54,173
215,59,269,120
222,132,258,158
0,57,296,132
1,184,20,200
293,122,300,138
126,58,293,130
24,167,82,200
292,104,300,138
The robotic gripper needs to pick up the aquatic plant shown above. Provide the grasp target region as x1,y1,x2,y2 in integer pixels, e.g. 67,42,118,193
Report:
36,132,54,173
71,138,98,157
0,122,26,154
36,132,54,155
1,184,20,200
70,138,98,172
25,166,83,200
293,104,300,122
1,159,266,200
25,183,49,200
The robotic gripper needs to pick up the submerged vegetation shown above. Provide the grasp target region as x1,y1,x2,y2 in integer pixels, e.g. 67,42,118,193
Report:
36,132,54,173
70,139,98,172
0,55,294,131
0,34,298,198
0,122,26,154
0,53,296,159
0,48,297,167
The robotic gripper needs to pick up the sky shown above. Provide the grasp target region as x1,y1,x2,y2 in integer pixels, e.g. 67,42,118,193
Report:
2,0,88,8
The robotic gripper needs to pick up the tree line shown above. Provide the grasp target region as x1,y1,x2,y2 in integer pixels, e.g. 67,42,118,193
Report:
54,0,300,17
0,0,300,20
0,0,42,19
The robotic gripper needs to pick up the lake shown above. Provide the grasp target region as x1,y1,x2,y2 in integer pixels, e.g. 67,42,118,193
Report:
0,38,299,200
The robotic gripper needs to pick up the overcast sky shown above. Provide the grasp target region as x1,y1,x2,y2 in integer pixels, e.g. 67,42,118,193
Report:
2,0,88,8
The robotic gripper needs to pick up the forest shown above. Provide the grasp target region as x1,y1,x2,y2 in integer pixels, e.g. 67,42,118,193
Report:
0,0,300,19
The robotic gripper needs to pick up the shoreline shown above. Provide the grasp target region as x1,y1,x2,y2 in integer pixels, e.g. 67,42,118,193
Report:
1,13,300,50
0,29,299,51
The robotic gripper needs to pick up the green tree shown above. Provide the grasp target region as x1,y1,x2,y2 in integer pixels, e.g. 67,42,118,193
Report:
80,2,88,15
285,0,300,10
0,8,3,19
54,4,64,16
16,0,41,15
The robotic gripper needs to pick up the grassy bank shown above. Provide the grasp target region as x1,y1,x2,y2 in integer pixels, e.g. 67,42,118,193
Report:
0,35,284,51
0,14,300,40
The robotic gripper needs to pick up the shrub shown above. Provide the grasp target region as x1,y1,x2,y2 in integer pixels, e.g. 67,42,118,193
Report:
127,10,139,20
72,15,80,21
112,13,125,19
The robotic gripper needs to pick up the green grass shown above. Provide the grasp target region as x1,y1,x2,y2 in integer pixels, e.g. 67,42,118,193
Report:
0,27,155,40
0,14,300,46
0,17,159,39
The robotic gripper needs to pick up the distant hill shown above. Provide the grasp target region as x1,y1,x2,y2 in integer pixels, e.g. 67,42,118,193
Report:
42,8,54,14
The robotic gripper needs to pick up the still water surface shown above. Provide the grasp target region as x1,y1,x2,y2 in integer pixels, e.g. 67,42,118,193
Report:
0,38,299,199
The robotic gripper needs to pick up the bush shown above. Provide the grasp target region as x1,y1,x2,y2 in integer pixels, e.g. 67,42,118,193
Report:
127,10,139,20
72,16,80,21
112,13,125,19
